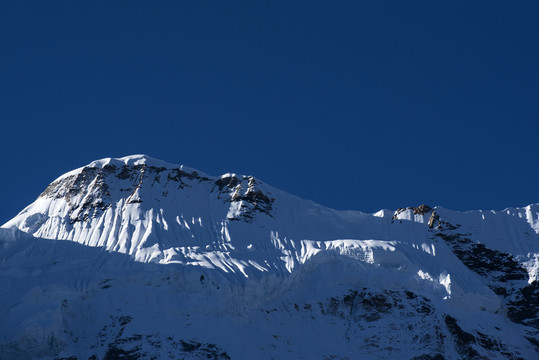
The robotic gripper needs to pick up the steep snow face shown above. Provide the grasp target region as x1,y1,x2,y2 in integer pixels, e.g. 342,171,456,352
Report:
4,155,280,266
2,155,539,286
2,155,429,273
1,155,539,359
2,155,539,285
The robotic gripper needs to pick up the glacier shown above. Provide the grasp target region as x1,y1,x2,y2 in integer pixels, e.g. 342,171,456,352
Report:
0,155,537,359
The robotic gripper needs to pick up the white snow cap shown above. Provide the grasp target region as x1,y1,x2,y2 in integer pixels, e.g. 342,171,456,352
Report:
57,154,203,181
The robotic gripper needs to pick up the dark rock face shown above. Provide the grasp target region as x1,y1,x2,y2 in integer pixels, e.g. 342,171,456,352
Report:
166,168,204,189
444,315,485,360
412,355,446,360
38,163,275,224
284,289,520,359
413,204,433,215
214,174,274,222
507,281,539,329
40,166,114,223
230,176,274,220
432,219,539,338
392,204,433,220
40,163,205,205
428,211,440,228
214,175,240,191
102,337,230,360
434,232,528,284
94,315,231,360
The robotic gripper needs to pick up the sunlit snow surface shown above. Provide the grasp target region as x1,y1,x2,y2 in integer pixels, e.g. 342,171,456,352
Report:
1,155,538,359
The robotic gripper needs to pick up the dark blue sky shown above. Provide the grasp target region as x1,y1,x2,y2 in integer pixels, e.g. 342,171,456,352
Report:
1,1,538,224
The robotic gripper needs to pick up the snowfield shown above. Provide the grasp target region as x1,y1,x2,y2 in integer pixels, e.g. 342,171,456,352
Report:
1,155,537,359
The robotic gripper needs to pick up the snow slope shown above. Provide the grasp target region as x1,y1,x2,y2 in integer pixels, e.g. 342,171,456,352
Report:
1,155,538,359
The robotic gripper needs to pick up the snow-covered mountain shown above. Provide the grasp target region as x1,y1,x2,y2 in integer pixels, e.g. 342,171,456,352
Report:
1,155,538,359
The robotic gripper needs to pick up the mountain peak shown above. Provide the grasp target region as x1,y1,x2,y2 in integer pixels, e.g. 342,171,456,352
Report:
88,154,183,169
57,154,204,182
2,155,280,256
1,156,539,359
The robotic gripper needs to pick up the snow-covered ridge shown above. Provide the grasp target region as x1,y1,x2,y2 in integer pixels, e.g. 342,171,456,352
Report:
55,154,205,181
2,155,538,278
1,155,538,359
2,154,538,311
